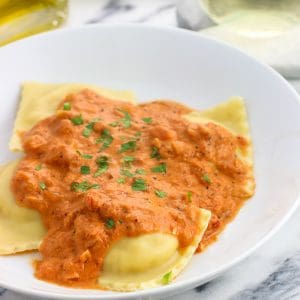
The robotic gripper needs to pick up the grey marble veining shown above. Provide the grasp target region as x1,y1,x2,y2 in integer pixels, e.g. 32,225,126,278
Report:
1,1,300,299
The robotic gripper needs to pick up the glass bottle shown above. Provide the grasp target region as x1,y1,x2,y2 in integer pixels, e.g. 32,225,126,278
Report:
0,0,68,46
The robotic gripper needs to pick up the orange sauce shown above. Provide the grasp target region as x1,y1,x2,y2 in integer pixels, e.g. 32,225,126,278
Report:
12,90,251,287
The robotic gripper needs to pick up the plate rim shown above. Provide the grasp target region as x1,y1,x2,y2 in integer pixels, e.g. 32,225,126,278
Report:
1,23,300,299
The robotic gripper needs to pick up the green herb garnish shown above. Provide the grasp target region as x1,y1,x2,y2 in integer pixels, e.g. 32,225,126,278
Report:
187,191,192,202
161,271,172,285
121,169,134,178
71,115,83,126
76,150,93,159
96,129,114,151
117,177,126,184
119,110,132,128
150,146,161,160
63,102,71,111
122,156,135,168
80,165,90,175
94,156,109,177
155,190,167,198
109,121,119,127
105,218,115,229
82,123,94,138
202,174,211,184
142,117,152,124
119,140,136,153
134,131,142,138
35,164,42,171
71,181,100,192
39,182,46,190
132,178,147,191
135,169,146,175
151,163,167,174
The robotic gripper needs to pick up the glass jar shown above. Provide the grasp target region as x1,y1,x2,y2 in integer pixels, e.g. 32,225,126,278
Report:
200,0,300,37
0,0,68,46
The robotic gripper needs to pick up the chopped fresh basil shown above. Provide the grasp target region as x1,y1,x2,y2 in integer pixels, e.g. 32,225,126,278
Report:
142,117,152,124
202,174,211,184
135,169,146,175
39,182,46,190
132,178,147,191
35,164,42,171
76,150,93,159
105,218,115,229
161,271,172,285
80,165,90,175
119,140,136,153
187,191,192,202
150,146,161,160
63,102,71,111
117,177,126,184
151,163,167,174
96,129,114,151
71,115,83,125
71,181,100,192
155,190,167,198
94,156,109,177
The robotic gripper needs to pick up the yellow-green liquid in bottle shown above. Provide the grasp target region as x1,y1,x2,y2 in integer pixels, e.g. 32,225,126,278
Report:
0,0,68,46
201,0,300,37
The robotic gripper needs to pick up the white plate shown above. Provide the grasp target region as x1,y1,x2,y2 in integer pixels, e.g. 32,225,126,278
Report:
0,24,300,300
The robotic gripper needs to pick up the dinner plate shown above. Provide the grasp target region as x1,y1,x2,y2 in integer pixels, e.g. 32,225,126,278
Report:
0,24,300,300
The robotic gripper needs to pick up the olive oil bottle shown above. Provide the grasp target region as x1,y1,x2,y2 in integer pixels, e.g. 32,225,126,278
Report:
0,0,68,46
200,0,300,36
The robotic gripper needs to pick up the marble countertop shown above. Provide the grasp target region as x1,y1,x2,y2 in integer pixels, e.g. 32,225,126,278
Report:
1,1,300,299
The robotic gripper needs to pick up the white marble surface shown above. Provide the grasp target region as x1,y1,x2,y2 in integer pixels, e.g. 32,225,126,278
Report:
1,1,300,299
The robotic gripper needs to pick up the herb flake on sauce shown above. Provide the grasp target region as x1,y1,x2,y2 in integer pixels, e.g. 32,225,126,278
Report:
39,182,46,190
142,117,152,124
71,181,100,192
35,164,42,171
132,178,147,191
80,165,90,175
76,150,93,159
63,102,71,111
135,168,146,175
96,129,114,151
150,146,161,160
187,191,192,202
202,174,211,184
71,115,84,126
119,140,136,153
151,163,167,174
105,218,115,229
120,169,134,178
116,177,126,184
122,156,135,168
118,109,132,128
94,156,109,177
155,190,167,198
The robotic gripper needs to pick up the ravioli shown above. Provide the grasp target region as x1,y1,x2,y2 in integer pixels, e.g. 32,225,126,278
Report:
184,97,255,198
9,82,136,151
0,160,46,255
98,208,211,291
0,84,254,291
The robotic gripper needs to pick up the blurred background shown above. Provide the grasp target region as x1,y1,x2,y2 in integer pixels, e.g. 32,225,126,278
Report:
1,0,300,78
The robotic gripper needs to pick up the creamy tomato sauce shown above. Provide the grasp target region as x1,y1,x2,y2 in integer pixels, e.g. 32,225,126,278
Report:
12,90,250,287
